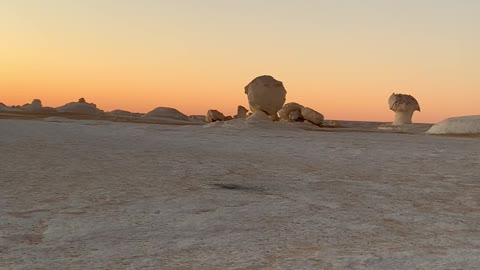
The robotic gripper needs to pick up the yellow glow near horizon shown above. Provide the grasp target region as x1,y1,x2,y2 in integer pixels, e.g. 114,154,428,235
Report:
1,1,479,123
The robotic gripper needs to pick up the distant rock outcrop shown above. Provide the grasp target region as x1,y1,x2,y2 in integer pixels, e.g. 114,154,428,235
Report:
244,75,286,118
206,110,226,122
56,98,103,115
21,99,44,112
0,102,21,112
108,109,143,118
143,107,190,122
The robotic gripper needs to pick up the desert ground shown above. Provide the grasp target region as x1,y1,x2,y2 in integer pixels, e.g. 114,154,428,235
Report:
1,115,479,270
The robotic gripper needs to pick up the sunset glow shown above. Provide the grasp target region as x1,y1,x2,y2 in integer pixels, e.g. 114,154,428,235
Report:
1,0,479,122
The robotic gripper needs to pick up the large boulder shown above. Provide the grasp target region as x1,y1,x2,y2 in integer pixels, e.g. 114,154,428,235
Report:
278,102,304,120
206,110,226,122
144,107,190,121
244,75,286,117
301,107,324,126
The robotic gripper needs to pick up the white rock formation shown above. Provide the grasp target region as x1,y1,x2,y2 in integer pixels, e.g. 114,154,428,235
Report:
244,75,286,117
278,102,304,121
389,93,420,125
56,98,103,115
0,102,7,111
270,113,280,121
144,107,190,121
301,107,324,126
235,106,248,119
246,110,271,122
426,115,480,135
0,104,21,112
206,110,226,122
108,110,142,118
189,115,207,122
289,110,303,122
21,99,43,112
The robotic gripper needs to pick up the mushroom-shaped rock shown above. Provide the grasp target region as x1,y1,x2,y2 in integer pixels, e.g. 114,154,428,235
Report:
278,102,304,120
288,110,303,122
144,107,190,121
206,110,226,122
426,115,480,135
235,105,248,119
389,93,420,125
21,99,43,112
244,75,286,117
301,107,324,126
56,101,103,115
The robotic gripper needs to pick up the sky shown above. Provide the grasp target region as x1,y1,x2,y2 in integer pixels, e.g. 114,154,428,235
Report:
1,0,479,122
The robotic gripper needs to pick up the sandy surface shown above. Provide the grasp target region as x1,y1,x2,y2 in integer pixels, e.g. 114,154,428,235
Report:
1,118,479,269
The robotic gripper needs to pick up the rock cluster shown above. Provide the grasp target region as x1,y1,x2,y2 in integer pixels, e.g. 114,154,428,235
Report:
277,102,324,126
301,107,324,126
278,102,304,121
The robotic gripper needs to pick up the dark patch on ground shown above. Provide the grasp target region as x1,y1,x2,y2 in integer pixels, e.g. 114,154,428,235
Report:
210,183,268,194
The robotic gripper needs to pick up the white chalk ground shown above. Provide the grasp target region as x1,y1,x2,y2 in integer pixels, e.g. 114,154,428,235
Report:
1,119,479,270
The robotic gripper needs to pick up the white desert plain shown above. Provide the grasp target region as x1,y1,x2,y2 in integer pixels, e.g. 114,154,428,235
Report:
1,77,479,270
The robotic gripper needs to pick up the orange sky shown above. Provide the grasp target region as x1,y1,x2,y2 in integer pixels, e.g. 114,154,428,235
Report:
1,1,479,123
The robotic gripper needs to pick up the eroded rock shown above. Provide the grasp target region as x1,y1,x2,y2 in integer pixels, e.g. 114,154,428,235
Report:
244,75,286,117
